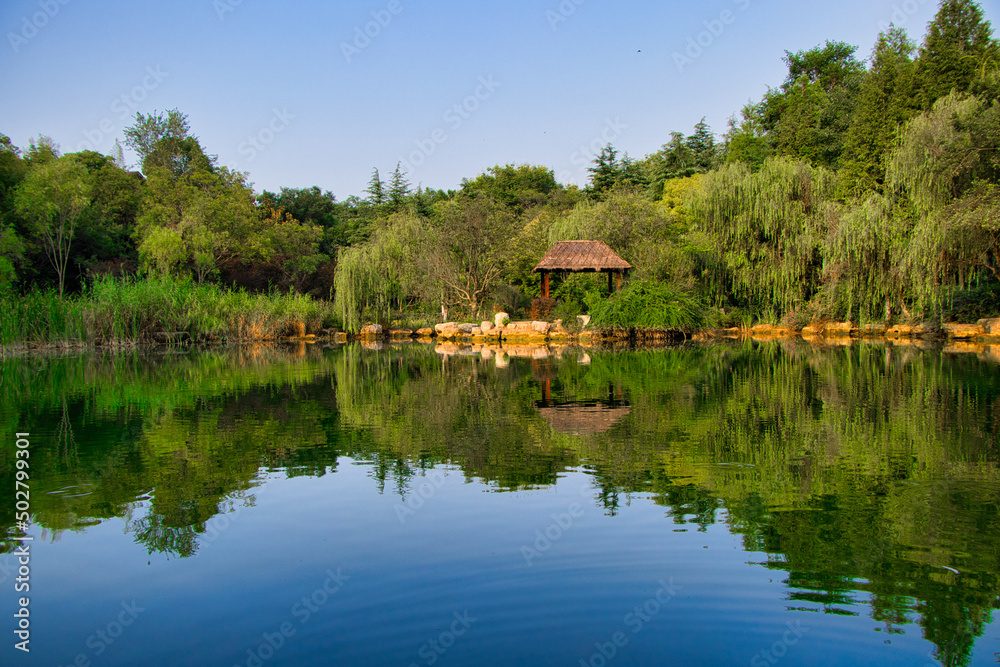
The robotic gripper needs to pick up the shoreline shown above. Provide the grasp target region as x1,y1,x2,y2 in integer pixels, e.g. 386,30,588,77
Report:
5,317,1000,358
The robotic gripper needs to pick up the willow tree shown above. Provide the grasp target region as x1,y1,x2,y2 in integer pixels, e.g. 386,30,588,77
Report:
690,157,836,317
333,213,428,331
823,193,916,322
549,186,692,288
887,91,1000,313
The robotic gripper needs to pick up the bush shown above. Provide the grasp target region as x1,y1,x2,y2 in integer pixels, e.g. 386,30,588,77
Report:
587,280,705,330
528,297,557,320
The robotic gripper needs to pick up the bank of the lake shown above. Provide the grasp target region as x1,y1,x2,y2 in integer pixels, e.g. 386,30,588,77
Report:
0,275,337,352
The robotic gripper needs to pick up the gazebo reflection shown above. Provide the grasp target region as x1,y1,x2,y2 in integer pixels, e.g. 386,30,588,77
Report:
535,377,631,436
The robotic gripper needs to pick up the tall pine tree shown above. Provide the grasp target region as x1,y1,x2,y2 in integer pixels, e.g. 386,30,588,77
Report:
839,27,919,197
388,162,411,211
365,168,386,206
917,0,996,107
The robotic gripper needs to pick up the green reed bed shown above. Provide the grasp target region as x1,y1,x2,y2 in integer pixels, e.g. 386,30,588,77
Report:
1,276,338,348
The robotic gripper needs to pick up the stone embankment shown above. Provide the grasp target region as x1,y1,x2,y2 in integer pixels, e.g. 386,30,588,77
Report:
353,312,599,344
698,318,1000,343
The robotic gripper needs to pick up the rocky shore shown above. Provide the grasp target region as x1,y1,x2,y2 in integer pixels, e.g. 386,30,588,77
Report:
340,314,1000,346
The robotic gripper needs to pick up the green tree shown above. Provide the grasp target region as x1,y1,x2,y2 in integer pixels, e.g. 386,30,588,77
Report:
14,155,91,296
73,151,143,277
888,92,1000,312
24,136,60,166
916,0,998,107
333,213,429,330
0,135,28,291
123,109,192,174
724,102,772,170
426,196,520,313
129,119,260,281
839,27,919,198
587,144,622,196
388,162,411,211
365,168,386,206
460,164,561,217
690,157,836,315
782,40,865,91
762,41,865,168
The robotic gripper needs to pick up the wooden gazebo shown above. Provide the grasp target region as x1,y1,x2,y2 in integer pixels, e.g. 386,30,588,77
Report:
533,240,632,298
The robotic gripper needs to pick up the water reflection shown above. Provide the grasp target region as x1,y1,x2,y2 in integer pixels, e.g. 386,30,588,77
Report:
1,340,998,665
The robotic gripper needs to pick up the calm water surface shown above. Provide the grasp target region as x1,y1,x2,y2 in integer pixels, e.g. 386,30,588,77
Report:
1,340,999,666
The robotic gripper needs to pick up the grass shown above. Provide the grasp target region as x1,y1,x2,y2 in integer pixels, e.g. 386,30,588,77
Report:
1,275,339,348
586,280,706,331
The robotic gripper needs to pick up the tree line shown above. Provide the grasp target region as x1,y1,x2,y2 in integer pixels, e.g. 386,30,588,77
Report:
1,0,998,331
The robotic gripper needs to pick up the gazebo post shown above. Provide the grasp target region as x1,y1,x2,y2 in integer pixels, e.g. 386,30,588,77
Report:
616,272,622,292
542,272,550,299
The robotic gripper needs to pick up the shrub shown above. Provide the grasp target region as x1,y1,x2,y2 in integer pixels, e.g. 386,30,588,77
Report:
587,280,705,330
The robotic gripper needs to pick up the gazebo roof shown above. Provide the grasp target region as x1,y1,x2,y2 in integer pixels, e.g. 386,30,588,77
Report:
533,240,632,273
536,402,632,436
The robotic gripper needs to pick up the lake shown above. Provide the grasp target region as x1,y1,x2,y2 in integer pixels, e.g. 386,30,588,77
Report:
1,339,999,666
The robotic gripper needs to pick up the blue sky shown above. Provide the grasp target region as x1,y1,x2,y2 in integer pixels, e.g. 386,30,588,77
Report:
2,0,997,199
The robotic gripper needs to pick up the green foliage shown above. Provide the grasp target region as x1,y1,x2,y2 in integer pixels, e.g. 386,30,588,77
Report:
0,274,336,347
460,163,561,216
887,92,1000,313
917,0,998,107
762,41,865,168
690,157,835,315
648,119,721,192
587,279,705,330
333,213,429,331
725,102,772,170
364,168,386,206
14,154,91,296
123,108,192,175
822,192,916,322
839,27,919,198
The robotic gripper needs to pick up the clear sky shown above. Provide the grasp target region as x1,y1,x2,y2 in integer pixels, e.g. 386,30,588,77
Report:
2,0,997,199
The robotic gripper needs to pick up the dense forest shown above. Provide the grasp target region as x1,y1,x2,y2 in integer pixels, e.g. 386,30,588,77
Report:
1,0,998,336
